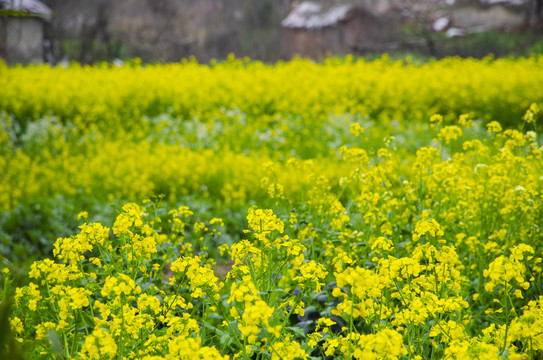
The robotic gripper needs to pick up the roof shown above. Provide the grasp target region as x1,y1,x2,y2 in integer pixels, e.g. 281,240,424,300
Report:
479,0,525,6
282,2,356,29
0,0,53,19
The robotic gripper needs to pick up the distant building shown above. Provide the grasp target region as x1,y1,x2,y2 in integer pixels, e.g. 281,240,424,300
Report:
0,0,52,64
434,0,532,36
451,0,526,31
281,2,400,59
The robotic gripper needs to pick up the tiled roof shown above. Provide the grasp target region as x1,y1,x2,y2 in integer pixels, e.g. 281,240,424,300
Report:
282,1,355,29
0,0,53,19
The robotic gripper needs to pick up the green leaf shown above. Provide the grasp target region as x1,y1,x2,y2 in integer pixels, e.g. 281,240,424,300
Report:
0,300,24,360
286,326,306,338
47,331,64,358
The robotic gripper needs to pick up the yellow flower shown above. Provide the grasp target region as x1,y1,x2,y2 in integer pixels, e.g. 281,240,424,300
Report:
430,114,443,127
437,125,463,145
246,207,284,244
170,256,220,298
444,337,500,359
370,236,394,254
523,103,539,123
353,328,407,359
413,218,444,242
239,299,274,343
35,321,56,341
486,121,502,133
112,202,145,236
509,296,543,351
80,328,117,360
269,338,308,360
101,273,137,299
349,122,364,137
484,244,534,294
294,261,328,292
458,113,472,128
339,145,369,164
9,317,23,335
14,282,42,311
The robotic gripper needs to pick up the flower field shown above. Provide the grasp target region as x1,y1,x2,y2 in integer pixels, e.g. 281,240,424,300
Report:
1,56,543,359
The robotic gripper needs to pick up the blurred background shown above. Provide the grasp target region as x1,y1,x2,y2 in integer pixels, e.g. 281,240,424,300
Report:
1,0,543,64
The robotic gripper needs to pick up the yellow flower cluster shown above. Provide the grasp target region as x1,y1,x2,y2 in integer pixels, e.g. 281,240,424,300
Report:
444,338,501,360
246,207,285,244
80,327,117,360
483,244,534,295
8,203,234,359
509,296,543,352
170,255,221,298
0,56,541,221
2,56,541,134
1,56,543,360
412,219,445,242
294,261,328,293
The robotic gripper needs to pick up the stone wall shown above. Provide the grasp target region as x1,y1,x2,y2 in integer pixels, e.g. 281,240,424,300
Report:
0,17,45,64
451,2,525,31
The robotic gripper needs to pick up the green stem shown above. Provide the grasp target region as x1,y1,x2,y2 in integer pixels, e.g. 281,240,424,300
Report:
118,296,125,359
70,311,79,356
209,295,249,360
500,282,510,355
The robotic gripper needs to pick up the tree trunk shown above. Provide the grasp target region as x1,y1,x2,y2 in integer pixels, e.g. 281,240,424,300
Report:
537,0,543,31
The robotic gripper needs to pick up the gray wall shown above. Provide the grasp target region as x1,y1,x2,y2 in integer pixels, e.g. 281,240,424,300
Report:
0,17,45,64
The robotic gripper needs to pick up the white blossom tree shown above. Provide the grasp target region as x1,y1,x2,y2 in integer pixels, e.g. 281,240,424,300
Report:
392,0,449,55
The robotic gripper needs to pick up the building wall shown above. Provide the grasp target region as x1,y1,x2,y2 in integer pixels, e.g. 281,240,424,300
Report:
343,14,382,51
451,3,525,30
281,11,401,59
41,0,290,63
281,29,314,58
0,17,44,64
323,26,343,55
